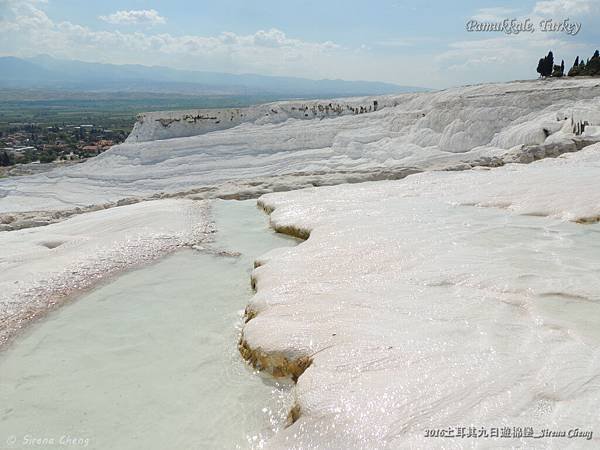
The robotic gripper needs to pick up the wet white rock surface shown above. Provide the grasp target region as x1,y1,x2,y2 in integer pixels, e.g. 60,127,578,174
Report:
0,199,209,346
245,145,600,448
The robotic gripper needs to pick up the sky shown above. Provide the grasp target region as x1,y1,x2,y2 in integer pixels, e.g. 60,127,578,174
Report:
0,0,599,88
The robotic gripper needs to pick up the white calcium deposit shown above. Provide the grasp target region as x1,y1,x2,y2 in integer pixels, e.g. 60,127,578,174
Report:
243,144,600,448
1,77,600,446
1,79,599,215
0,199,209,346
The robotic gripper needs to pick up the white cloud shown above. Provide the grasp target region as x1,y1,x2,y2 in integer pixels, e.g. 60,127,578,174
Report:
0,2,341,79
471,7,520,21
253,28,288,47
533,0,598,16
99,9,166,25
217,28,338,50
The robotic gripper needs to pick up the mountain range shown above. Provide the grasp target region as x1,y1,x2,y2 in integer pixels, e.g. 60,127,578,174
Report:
0,55,428,97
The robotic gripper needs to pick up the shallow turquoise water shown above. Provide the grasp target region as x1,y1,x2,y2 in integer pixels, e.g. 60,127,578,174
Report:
0,199,297,449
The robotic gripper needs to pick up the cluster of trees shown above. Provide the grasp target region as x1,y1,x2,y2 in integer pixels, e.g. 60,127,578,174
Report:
537,50,600,78
536,51,564,77
567,50,600,76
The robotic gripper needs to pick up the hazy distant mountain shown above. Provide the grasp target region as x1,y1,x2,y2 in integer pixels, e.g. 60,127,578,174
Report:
0,55,429,97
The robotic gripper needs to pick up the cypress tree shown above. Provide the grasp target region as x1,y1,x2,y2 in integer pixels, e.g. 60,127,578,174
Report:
536,58,545,77
545,51,554,77
581,58,590,75
568,56,579,76
587,50,600,75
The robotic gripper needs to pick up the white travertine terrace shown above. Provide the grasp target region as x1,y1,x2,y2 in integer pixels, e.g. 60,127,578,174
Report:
245,145,600,448
1,77,600,446
0,79,599,216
